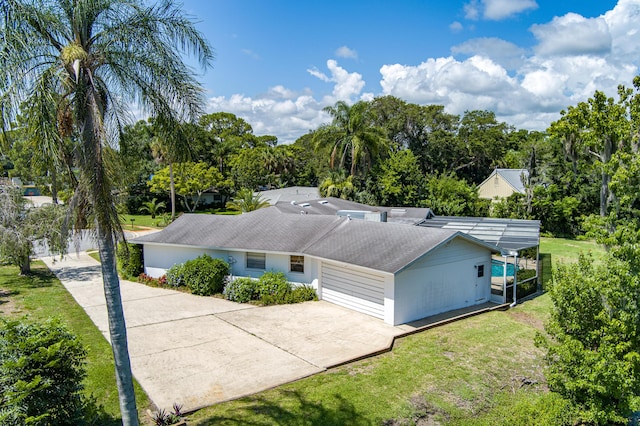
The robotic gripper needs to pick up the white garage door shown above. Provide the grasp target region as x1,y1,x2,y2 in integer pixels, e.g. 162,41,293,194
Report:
321,262,385,319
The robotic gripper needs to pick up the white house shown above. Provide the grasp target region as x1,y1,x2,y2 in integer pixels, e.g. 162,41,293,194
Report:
134,207,500,325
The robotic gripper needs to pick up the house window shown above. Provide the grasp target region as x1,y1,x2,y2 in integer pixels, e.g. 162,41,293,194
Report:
246,252,266,269
477,264,485,278
290,255,304,273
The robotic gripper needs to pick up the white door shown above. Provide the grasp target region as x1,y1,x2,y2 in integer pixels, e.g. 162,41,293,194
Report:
321,262,385,319
475,262,488,302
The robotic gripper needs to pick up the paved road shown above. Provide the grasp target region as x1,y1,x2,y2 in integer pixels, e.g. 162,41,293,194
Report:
41,252,408,412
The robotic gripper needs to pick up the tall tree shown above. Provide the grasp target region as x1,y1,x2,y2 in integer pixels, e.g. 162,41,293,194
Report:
0,1,213,424
314,100,388,177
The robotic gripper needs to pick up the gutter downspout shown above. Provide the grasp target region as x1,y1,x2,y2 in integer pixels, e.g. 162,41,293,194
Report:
503,254,507,304
510,253,518,308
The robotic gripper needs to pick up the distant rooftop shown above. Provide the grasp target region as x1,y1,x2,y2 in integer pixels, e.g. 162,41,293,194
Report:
484,169,529,194
257,186,320,205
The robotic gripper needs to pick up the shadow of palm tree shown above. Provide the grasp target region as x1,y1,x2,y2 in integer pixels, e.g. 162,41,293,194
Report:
195,391,366,425
53,265,102,283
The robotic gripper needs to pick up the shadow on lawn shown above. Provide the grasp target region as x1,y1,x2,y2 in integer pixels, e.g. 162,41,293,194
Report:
195,391,366,426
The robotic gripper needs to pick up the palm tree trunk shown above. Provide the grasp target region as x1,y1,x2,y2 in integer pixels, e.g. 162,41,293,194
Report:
96,223,139,426
169,162,176,221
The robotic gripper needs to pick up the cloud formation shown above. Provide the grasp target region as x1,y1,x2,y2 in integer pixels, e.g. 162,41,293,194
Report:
204,1,640,144
465,0,538,21
335,46,358,59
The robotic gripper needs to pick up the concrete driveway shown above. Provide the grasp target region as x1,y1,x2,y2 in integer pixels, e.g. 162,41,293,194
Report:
41,252,407,412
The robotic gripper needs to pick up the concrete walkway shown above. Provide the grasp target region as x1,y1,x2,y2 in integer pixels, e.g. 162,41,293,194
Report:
41,252,408,412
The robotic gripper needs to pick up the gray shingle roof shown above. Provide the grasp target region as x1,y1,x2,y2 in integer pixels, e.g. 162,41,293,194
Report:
133,207,497,273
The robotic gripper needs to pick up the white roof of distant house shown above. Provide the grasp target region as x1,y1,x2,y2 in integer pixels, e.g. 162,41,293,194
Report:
256,186,320,205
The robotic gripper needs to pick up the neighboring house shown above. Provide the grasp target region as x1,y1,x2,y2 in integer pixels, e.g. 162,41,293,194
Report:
258,186,320,205
134,207,499,325
477,168,529,201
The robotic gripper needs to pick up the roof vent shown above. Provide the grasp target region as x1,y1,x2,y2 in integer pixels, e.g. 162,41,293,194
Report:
290,201,297,205
300,202,310,207
318,200,329,205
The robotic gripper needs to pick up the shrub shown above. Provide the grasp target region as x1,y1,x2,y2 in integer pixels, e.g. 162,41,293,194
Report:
257,271,291,305
165,263,186,287
0,318,87,425
182,255,229,296
286,285,318,304
116,242,143,278
137,273,158,286
223,277,258,303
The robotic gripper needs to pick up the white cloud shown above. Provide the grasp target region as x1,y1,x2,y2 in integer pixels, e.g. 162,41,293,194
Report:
483,0,538,20
464,0,537,21
335,46,358,59
464,0,480,20
449,21,463,32
204,2,640,144
452,37,526,70
531,13,612,57
241,49,261,60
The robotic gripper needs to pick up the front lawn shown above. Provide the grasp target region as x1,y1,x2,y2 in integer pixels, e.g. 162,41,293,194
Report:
0,262,152,424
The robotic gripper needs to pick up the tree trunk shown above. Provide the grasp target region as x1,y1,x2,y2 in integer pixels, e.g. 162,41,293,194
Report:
169,162,176,221
19,255,31,275
97,223,139,426
51,167,58,204
600,136,614,217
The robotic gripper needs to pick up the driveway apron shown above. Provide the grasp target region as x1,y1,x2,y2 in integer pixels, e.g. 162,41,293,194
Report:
41,252,405,412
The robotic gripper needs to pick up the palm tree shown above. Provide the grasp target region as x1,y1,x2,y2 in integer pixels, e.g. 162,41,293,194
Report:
226,188,270,213
0,1,213,424
314,100,388,176
138,197,166,219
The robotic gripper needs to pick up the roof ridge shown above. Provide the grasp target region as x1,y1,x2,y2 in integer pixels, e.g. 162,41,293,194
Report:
299,216,347,253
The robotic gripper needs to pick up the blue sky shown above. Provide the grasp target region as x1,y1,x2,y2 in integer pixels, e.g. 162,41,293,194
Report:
178,0,639,143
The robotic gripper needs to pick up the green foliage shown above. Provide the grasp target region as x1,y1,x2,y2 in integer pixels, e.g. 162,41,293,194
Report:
286,284,318,303
182,255,229,296
371,149,424,206
149,161,228,212
0,318,87,425
257,271,291,304
531,185,581,237
165,263,187,288
226,188,270,213
318,171,355,199
536,254,640,424
223,277,258,303
0,185,67,274
138,198,166,219
116,242,143,278
423,172,485,216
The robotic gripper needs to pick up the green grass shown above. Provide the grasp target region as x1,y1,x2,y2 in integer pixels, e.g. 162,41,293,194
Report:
0,262,152,424
120,214,162,229
539,236,606,265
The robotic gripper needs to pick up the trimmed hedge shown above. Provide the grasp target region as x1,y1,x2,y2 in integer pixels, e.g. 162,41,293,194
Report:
182,255,229,296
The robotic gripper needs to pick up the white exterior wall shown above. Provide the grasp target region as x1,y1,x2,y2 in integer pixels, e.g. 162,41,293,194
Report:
143,243,318,285
143,245,228,278
393,238,492,325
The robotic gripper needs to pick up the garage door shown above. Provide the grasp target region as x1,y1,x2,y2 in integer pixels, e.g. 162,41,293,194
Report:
321,262,385,319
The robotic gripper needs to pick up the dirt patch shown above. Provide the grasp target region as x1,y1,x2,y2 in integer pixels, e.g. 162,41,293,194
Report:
382,396,448,426
509,310,545,331
0,288,20,316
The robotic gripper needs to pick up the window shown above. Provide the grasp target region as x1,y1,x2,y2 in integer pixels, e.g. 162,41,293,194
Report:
246,252,265,269
290,255,304,273
477,264,485,278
